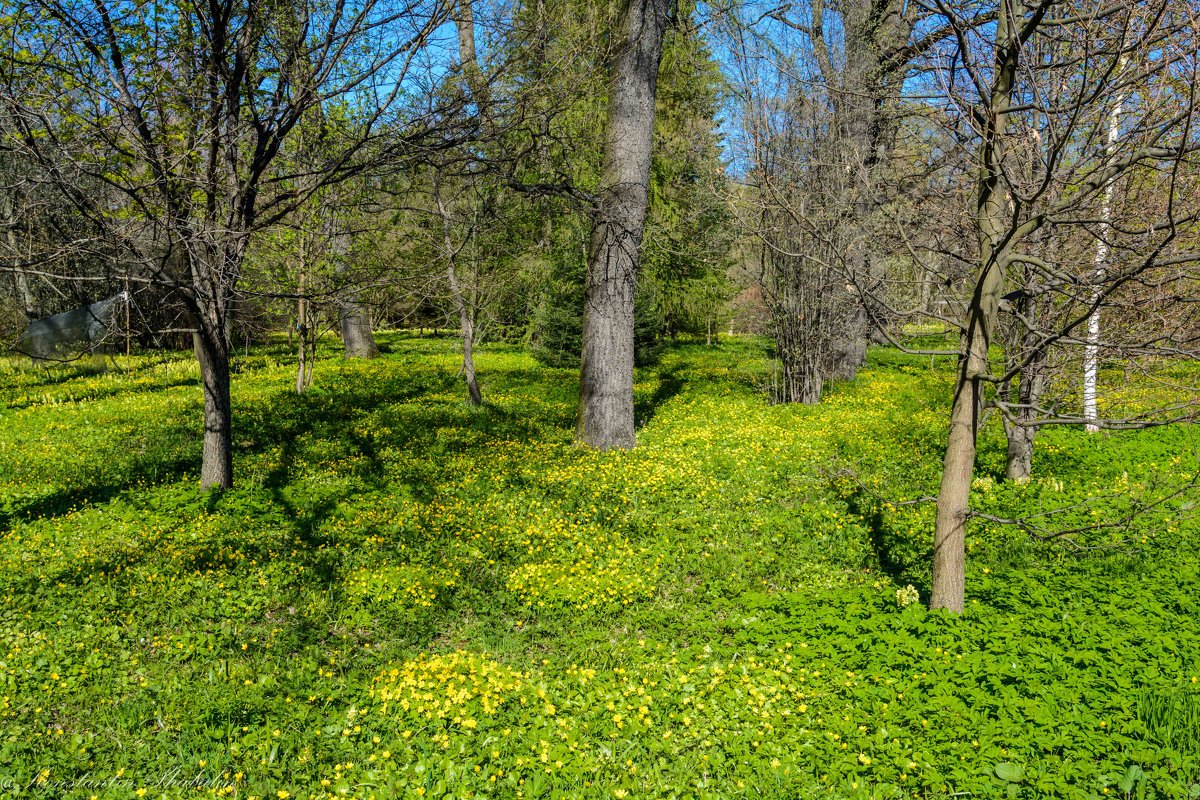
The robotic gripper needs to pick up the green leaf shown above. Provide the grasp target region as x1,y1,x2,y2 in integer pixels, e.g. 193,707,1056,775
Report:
994,762,1025,783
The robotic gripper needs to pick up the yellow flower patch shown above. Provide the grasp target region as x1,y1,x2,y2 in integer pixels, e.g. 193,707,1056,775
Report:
371,651,525,724
343,564,458,609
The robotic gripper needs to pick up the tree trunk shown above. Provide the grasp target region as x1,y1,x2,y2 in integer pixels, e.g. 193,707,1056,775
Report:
776,312,823,404
1005,423,1036,482
576,0,669,450
436,187,482,406
1083,73,1125,433
14,270,35,319
123,276,131,357
327,206,378,359
336,234,378,358
340,301,378,358
458,300,482,405
806,0,912,386
1004,294,1047,482
2,194,36,319
933,254,1005,611
931,0,1018,613
932,357,979,614
194,322,233,490
827,304,868,381
296,265,315,394
455,0,489,107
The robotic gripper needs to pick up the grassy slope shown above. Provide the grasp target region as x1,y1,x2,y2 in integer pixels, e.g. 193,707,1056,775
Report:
0,335,1197,799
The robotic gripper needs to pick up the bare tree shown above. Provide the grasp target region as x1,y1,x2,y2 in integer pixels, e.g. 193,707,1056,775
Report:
922,0,1200,612
0,0,456,487
723,0,946,403
433,174,484,405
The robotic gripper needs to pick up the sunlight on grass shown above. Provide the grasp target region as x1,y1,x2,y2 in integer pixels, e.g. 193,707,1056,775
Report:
0,335,1197,798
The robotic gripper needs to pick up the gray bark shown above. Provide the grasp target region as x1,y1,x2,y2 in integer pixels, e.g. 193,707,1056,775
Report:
1003,292,1047,482
826,305,869,382
2,193,36,318
809,0,914,383
436,187,482,405
296,263,316,393
336,219,378,359
193,313,234,490
1005,423,1036,483
340,301,378,358
577,0,670,449
447,1,484,406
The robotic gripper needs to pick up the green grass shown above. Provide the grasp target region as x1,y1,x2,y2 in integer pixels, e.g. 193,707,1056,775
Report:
0,334,1197,799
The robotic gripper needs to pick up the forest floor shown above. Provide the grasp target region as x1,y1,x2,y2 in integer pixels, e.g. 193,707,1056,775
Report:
0,334,1198,799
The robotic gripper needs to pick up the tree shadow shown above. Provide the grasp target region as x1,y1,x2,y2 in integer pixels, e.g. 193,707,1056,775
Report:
635,366,685,428
844,488,924,585
0,451,200,533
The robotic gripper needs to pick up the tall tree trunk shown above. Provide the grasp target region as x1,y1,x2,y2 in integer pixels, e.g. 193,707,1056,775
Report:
329,197,377,358
296,262,315,394
931,0,1020,613
14,269,35,319
455,0,488,106
340,299,378,358
1083,73,1125,432
1004,355,1046,482
576,0,669,449
2,194,36,318
446,7,485,406
1005,410,1038,482
187,236,245,490
827,304,868,381
807,0,914,384
123,276,131,357
455,287,482,406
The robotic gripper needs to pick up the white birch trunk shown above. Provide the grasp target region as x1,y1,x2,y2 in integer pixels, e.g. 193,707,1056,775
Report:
1083,71,1126,433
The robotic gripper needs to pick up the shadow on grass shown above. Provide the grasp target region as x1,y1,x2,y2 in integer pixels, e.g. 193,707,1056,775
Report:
636,366,686,428
843,487,927,586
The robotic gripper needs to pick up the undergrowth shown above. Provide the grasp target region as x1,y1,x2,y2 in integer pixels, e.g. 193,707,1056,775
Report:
0,334,1197,798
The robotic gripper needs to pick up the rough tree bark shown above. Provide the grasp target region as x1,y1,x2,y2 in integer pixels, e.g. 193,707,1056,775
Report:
809,0,915,383
336,215,378,359
295,261,316,394
444,0,485,406
191,301,235,490
340,299,378,358
2,193,36,318
576,0,670,449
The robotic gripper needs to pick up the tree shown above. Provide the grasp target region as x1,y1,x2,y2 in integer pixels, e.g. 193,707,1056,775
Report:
724,0,931,402
925,0,1200,612
576,0,673,450
0,0,456,487
522,8,728,368
433,171,484,405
